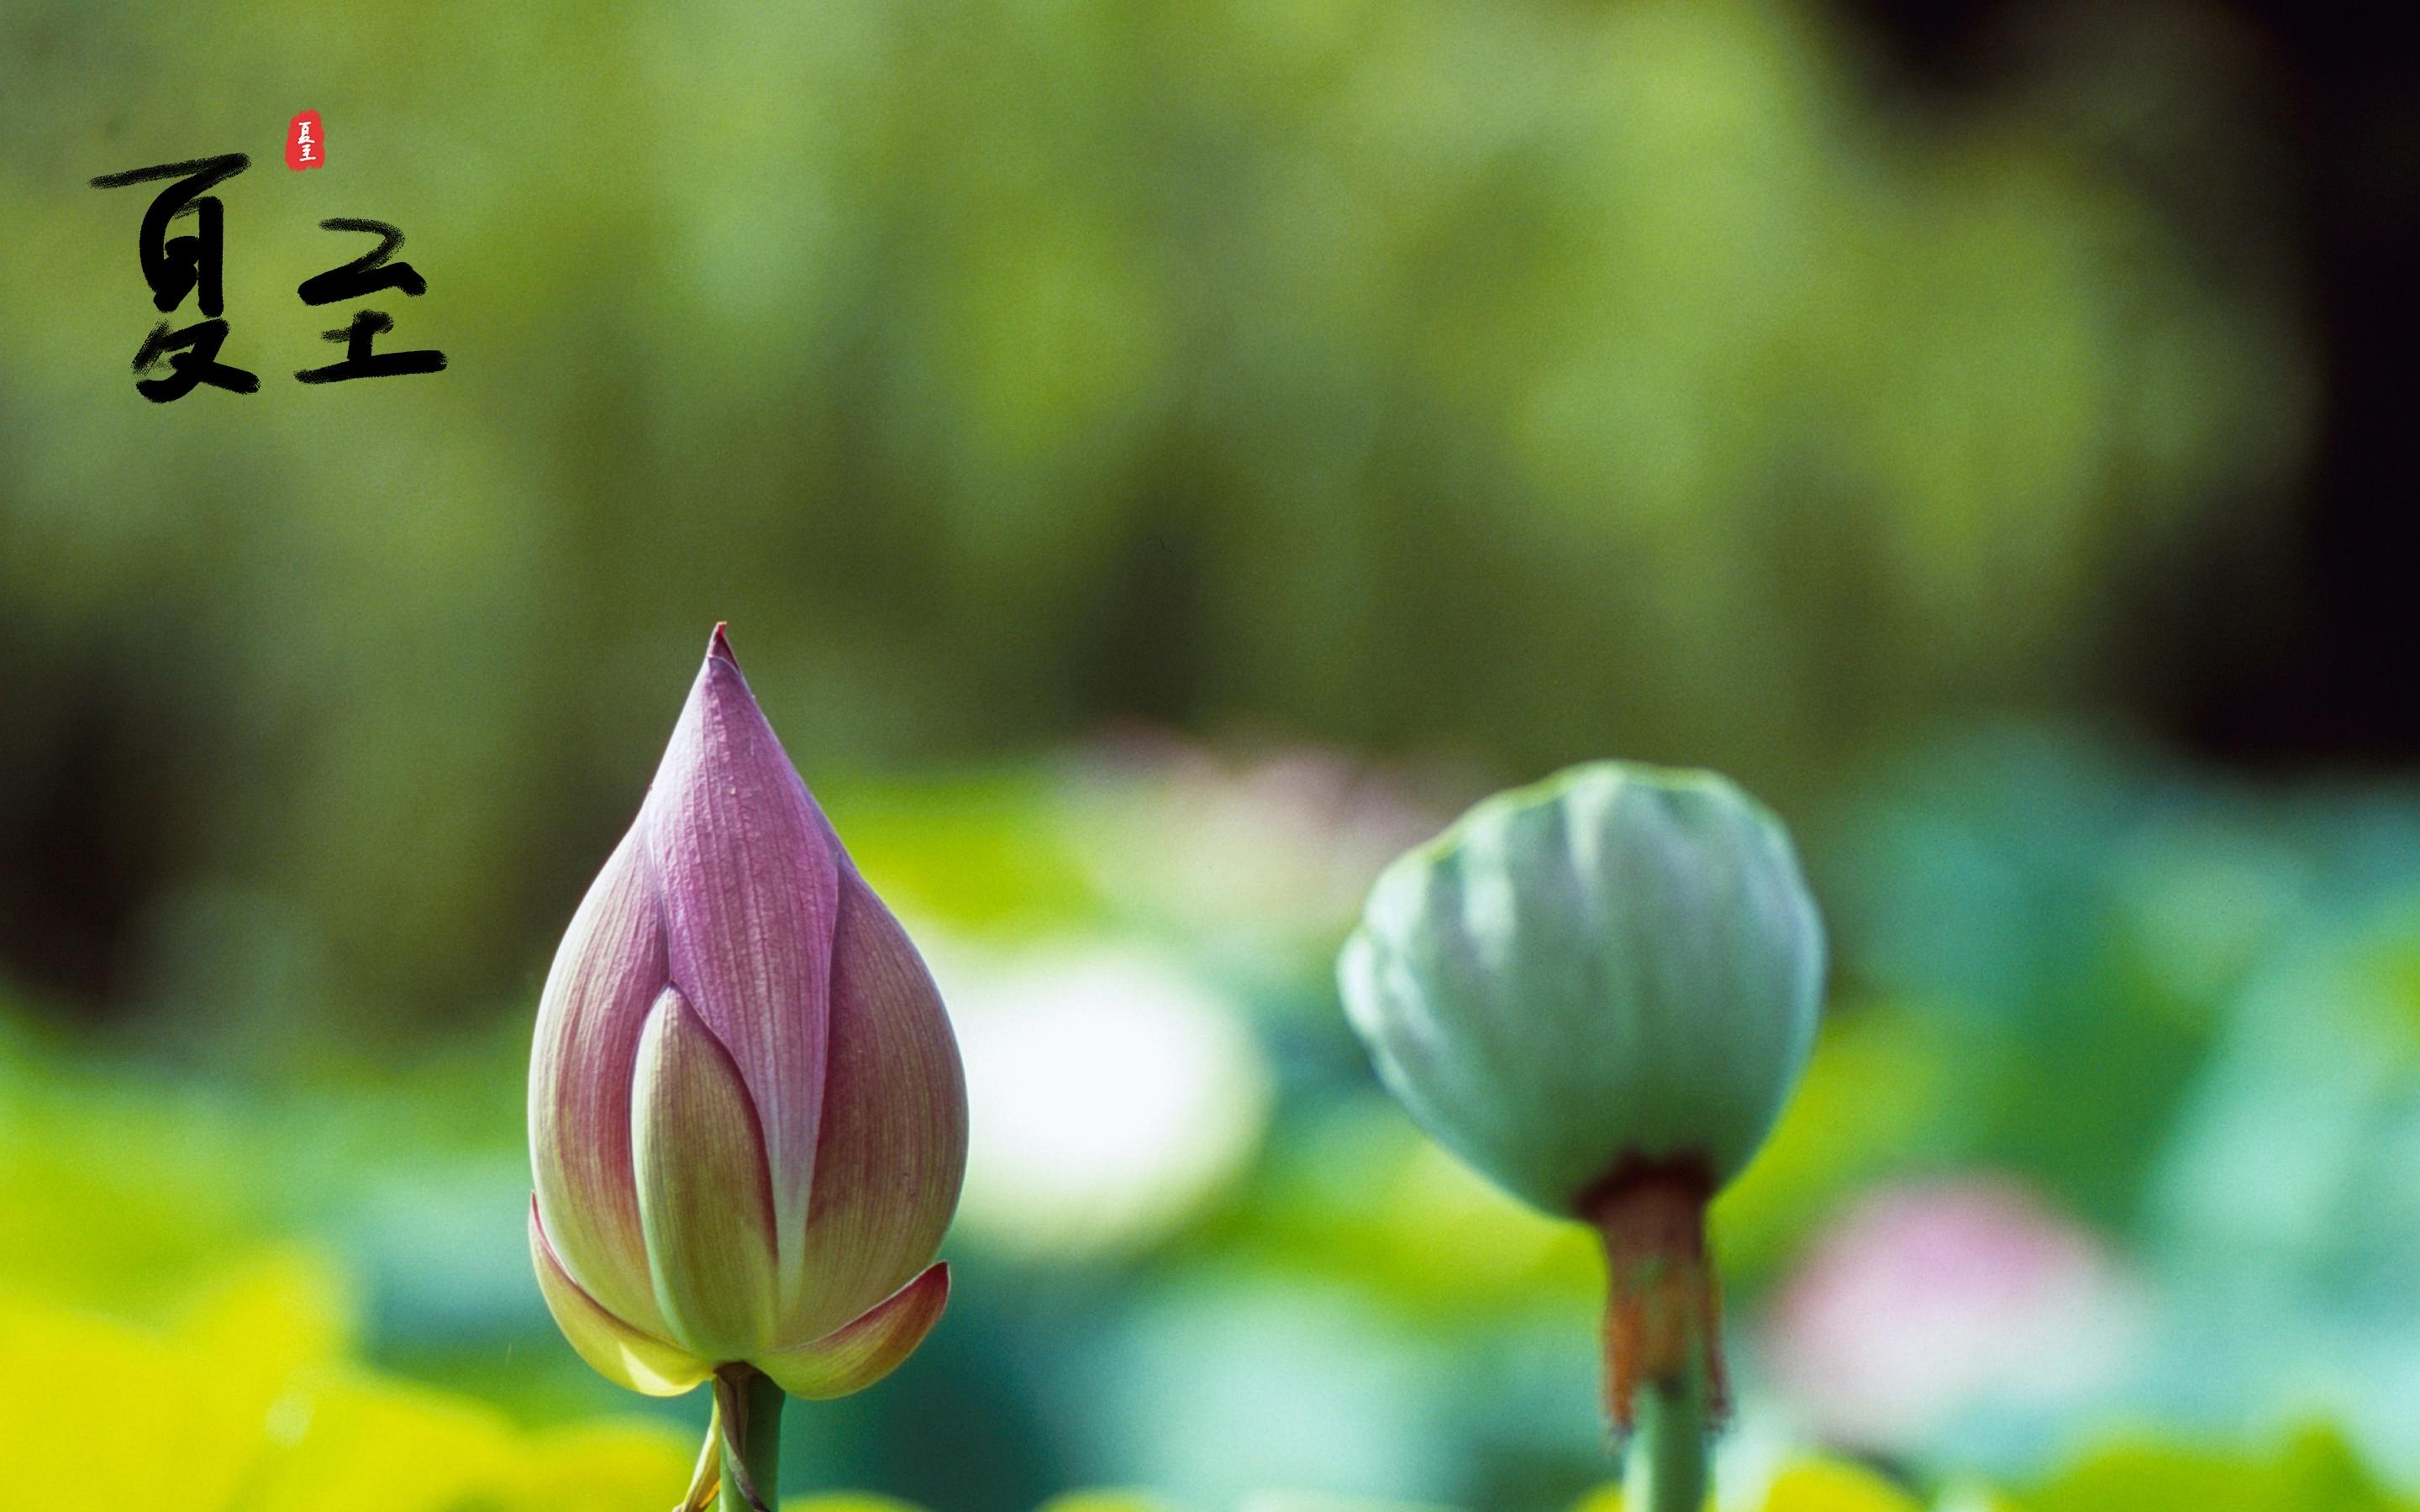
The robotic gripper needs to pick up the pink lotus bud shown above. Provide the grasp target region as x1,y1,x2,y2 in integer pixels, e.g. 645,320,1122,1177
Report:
528,626,968,1399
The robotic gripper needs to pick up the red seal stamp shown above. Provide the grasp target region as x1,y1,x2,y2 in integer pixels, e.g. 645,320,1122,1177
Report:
286,112,324,171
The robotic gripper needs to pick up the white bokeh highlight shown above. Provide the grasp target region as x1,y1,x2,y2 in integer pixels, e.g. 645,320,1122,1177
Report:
934,940,1274,1258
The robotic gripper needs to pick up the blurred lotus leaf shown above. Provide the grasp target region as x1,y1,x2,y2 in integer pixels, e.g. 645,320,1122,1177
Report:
1568,1460,1923,1510
1758,1462,1927,1511
2025,1428,2416,1512
0,1246,691,1512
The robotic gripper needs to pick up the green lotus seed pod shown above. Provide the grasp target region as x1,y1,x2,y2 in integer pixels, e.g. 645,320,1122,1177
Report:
1340,761,1823,1210
1337,761,1823,1436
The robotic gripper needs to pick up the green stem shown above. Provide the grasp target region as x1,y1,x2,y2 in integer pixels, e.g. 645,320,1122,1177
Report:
714,1366,786,1512
1623,1368,1709,1512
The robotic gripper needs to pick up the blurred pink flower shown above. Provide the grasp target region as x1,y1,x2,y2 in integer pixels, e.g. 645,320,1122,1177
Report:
1766,1177,2144,1452
1071,733,1443,942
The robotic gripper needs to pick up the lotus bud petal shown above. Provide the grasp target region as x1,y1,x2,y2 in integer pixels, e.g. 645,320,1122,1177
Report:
529,1198,711,1397
529,626,969,1401
1338,762,1823,1428
757,1261,951,1399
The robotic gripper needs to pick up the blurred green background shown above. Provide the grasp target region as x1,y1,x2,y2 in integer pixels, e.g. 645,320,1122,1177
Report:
3,0,2415,1508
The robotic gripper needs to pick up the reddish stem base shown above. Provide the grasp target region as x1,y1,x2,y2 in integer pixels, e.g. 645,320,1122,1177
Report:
1579,1157,1728,1435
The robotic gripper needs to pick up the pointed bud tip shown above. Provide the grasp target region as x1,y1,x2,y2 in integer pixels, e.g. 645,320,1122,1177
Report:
708,622,738,665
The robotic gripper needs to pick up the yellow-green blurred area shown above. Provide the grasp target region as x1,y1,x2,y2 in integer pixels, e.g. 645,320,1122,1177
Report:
2,0,2410,1507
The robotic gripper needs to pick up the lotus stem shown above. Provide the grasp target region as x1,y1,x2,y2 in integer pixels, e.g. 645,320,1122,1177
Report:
713,1365,786,1512
1624,1366,1709,1512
